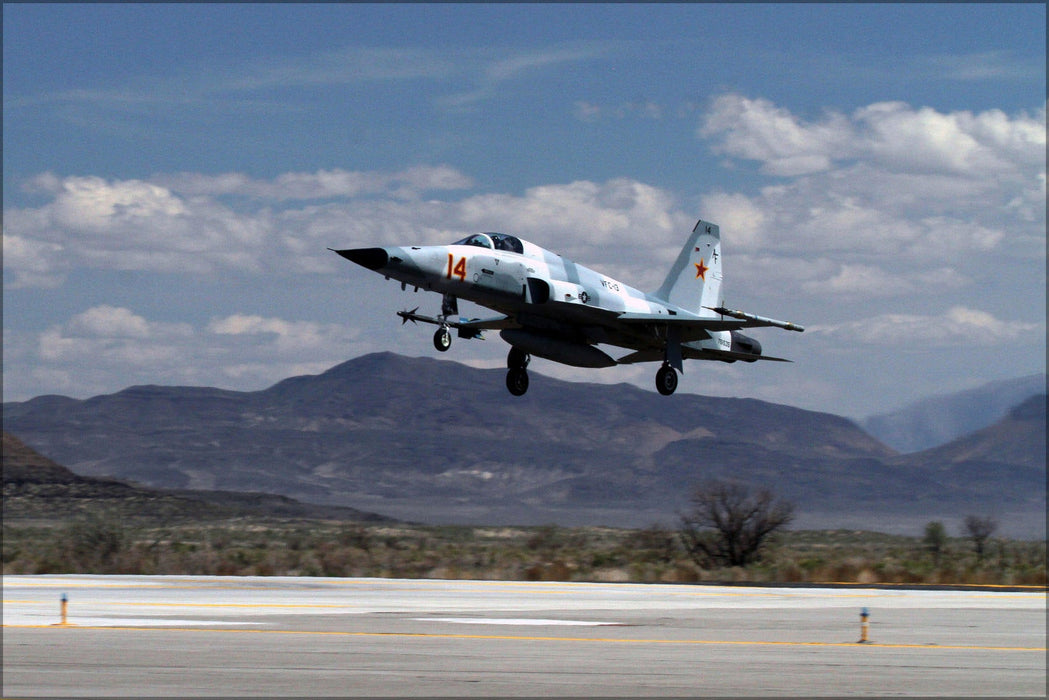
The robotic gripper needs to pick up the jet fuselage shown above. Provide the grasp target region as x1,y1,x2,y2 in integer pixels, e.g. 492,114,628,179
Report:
342,233,717,358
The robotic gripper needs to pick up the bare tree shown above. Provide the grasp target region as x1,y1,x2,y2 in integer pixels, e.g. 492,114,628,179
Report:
963,515,998,561
679,479,794,568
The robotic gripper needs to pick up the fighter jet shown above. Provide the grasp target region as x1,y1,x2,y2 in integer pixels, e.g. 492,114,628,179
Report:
333,219,803,396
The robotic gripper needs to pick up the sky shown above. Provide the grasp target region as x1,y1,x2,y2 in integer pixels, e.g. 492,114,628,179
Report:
3,3,1046,420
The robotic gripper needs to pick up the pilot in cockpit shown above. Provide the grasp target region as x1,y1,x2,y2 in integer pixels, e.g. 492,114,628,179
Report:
454,233,523,254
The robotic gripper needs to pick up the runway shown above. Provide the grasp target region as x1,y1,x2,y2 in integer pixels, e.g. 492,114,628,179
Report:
3,575,1045,696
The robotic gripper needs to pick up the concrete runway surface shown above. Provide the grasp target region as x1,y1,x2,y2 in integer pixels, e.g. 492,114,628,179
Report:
3,575,1045,697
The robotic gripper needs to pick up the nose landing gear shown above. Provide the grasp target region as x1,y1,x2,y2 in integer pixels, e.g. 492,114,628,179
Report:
433,326,452,352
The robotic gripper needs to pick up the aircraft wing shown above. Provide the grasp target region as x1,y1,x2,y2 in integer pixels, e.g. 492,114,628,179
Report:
617,312,746,333
617,307,804,333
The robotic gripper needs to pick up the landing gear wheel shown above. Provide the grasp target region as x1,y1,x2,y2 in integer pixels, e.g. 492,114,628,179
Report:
433,327,452,352
656,364,678,396
506,368,530,396
507,347,531,369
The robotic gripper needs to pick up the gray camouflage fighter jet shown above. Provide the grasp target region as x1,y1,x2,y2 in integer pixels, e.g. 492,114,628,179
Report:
333,219,803,396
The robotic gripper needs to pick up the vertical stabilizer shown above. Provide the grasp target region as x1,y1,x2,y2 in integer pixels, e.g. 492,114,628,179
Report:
655,219,723,315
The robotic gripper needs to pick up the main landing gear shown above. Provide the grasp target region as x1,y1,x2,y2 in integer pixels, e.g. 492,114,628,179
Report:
655,363,678,396
506,347,531,396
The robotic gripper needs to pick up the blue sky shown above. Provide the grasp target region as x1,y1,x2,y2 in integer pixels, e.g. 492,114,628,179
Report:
3,3,1046,419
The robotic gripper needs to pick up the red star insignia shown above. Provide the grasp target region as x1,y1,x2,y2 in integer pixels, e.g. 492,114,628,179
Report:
694,258,708,280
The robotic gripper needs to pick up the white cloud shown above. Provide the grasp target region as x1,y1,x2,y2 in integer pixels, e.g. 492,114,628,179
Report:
38,306,192,366
155,166,473,201
801,263,968,298
571,99,679,124
7,173,272,279
7,46,454,116
701,94,1046,179
801,263,908,298
699,96,1045,288
3,167,479,285
696,95,1045,306
50,175,188,229
67,305,153,339
207,314,356,356
573,101,602,123
699,95,853,176
438,44,607,110
224,46,456,92
208,314,294,336
810,305,1043,346
918,51,1046,83
8,306,370,400
854,102,1044,176
1,234,64,288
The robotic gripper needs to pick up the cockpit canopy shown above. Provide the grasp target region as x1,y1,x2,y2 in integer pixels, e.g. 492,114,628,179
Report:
453,232,524,254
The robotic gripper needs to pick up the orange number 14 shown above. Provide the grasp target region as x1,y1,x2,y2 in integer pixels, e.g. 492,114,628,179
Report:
447,254,467,281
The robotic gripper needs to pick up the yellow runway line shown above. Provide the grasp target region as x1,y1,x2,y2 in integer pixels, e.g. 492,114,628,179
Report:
3,600,359,609
4,623,1045,653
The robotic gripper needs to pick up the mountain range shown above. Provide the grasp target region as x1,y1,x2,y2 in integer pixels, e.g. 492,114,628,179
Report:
3,353,1045,537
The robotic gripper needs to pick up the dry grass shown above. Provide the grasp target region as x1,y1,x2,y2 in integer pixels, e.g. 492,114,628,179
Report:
3,514,1044,586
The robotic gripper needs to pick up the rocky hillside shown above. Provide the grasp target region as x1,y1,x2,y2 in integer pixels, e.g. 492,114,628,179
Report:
2,432,389,523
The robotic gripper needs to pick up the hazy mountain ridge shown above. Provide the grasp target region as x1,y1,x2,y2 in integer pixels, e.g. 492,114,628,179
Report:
4,353,1044,535
895,395,1047,469
862,373,1047,453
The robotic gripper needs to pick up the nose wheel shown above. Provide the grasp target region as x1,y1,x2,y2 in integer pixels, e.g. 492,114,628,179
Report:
505,347,531,396
433,327,452,352
655,363,678,396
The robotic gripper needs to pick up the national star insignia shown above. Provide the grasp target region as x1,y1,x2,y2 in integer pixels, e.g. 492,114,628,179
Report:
694,258,709,280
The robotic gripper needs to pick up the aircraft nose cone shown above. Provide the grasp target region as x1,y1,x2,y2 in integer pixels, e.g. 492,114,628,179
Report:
334,247,389,270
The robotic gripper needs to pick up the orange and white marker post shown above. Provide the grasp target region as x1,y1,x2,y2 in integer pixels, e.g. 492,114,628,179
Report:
52,593,71,627
858,607,870,643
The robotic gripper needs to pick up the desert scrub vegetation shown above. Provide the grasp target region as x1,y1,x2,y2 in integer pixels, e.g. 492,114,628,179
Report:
3,515,1045,586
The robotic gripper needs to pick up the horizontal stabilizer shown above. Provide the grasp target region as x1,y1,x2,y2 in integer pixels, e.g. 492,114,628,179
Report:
618,348,792,365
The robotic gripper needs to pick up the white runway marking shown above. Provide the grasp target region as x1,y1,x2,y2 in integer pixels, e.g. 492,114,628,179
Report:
3,613,261,627
419,617,621,626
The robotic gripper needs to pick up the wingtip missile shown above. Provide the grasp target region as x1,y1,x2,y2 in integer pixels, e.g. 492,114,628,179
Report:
706,306,805,332
397,308,421,325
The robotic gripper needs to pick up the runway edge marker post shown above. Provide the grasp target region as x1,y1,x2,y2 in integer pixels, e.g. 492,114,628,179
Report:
51,593,72,627
858,607,870,643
